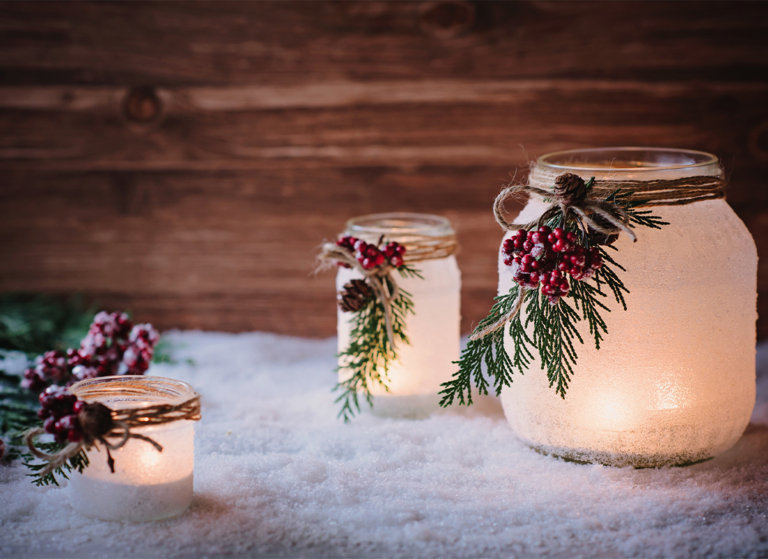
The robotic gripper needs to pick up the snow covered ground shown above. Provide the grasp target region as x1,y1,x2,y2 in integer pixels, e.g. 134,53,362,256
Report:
2,331,767,559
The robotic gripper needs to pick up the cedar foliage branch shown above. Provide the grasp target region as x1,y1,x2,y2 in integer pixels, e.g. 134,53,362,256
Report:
21,439,90,486
334,265,420,421
440,188,668,406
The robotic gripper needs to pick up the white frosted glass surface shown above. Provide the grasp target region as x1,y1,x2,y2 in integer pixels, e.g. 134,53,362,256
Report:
68,421,195,521
337,256,461,417
499,197,757,466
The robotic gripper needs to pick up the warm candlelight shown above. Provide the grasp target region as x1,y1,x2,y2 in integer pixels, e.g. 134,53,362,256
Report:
499,148,757,467
336,213,461,417
67,376,198,521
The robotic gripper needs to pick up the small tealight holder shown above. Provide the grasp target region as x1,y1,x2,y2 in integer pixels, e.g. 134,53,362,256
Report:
67,376,199,522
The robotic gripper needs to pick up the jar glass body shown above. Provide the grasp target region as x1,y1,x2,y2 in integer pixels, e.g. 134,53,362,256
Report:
337,213,461,417
68,376,195,521
499,148,757,467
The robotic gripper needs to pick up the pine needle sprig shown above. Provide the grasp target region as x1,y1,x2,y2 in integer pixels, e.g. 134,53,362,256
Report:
441,185,670,405
527,290,583,397
0,400,38,436
508,307,535,379
593,246,629,310
439,286,530,407
604,190,670,231
569,277,609,350
333,274,415,422
22,440,89,486
625,205,670,230
397,264,424,280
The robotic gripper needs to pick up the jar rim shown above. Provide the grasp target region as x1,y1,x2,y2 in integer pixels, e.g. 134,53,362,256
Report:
69,375,196,411
538,147,719,172
346,212,454,238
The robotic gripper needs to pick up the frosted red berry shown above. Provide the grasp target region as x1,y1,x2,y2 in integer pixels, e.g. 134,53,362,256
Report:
43,416,59,434
502,225,603,304
38,386,86,445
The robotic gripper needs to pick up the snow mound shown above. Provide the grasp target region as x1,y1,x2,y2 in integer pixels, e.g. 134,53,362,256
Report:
2,331,767,558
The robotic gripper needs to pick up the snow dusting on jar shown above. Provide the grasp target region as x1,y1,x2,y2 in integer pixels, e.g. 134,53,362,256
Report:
500,148,757,467
337,213,461,418
67,376,197,521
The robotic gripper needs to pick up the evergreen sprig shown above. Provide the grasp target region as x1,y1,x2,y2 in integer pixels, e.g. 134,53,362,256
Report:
439,287,526,407
0,294,94,356
440,185,668,405
333,265,418,421
21,439,89,486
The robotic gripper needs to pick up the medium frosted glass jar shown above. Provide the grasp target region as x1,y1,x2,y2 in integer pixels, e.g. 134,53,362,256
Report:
68,376,196,521
499,148,757,467
337,213,461,417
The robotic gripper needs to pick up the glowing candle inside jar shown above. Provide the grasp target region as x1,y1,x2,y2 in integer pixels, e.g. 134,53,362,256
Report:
336,213,461,417
499,148,757,467
67,376,197,522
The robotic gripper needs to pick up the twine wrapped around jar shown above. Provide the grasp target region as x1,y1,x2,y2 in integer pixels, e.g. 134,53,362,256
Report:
495,166,726,238
25,390,201,477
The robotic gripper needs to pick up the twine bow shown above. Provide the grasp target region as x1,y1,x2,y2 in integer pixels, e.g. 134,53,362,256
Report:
495,173,725,239
318,228,459,350
25,394,201,477
318,242,401,348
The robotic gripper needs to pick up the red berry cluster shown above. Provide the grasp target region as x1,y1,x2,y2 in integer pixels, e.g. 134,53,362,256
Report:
503,226,603,304
21,312,160,393
38,385,85,445
336,236,406,270
121,324,159,375
21,351,69,393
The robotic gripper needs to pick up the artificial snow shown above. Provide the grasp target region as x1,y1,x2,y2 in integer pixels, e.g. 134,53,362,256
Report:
2,331,767,559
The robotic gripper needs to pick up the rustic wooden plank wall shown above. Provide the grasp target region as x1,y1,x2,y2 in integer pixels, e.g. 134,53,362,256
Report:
1,1,768,337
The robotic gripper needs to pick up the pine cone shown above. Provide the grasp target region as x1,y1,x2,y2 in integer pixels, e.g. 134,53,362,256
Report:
338,279,373,313
554,173,588,205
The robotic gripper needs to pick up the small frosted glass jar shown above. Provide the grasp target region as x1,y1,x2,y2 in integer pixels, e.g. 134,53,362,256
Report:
68,376,196,521
337,213,461,417
499,148,757,467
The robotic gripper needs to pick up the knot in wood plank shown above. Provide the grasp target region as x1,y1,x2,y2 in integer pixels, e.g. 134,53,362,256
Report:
124,86,162,123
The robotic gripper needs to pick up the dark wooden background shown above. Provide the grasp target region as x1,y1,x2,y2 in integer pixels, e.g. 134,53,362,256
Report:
2,1,768,337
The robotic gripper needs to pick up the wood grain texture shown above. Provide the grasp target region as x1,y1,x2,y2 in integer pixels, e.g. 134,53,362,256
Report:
1,1,768,337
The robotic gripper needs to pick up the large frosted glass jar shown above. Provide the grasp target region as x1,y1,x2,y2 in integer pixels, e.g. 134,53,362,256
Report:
499,148,757,467
337,213,461,417
68,376,196,521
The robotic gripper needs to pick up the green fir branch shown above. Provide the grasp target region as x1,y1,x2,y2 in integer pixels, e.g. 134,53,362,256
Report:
23,443,90,487
0,293,94,356
527,291,583,397
334,274,415,422
593,246,629,310
397,264,424,280
439,286,531,406
569,278,610,351
625,205,670,230
442,184,670,404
